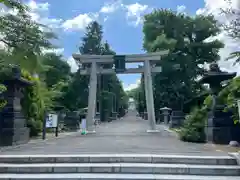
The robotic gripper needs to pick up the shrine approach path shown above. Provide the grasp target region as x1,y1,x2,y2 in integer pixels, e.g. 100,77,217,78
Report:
0,110,227,155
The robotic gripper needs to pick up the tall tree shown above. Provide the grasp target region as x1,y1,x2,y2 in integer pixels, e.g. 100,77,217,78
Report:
0,0,27,12
79,21,103,56
0,8,57,73
64,21,107,112
41,53,71,88
61,69,89,111
0,0,64,136
70,21,128,118
142,9,223,111
67,21,105,112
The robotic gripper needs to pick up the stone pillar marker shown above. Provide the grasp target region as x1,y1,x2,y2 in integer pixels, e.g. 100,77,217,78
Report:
0,66,32,146
160,107,172,125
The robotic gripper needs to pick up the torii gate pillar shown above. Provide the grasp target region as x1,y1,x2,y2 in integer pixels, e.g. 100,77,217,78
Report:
73,51,169,133
144,60,157,132
86,61,97,133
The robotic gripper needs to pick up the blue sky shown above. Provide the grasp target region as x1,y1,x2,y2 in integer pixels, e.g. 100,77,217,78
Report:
21,0,239,90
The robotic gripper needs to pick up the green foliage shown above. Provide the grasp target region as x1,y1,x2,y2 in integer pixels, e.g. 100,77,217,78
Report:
26,118,42,137
203,95,213,108
141,9,223,111
128,75,145,113
101,91,113,109
64,21,105,112
0,84,7,108
0,1,72,137
0,66,45,136
41,53,71,88
0,0,71,137
62,70,89,111
67,21,128,120
0,0,27,12
21,70,45,136
226,51,240,65
218,77,240,124
179,107,208,143
137,9,227,143
50,80,69,110
21,69,66,136
0,9,57,73
180,76,240,143
78,21,104,57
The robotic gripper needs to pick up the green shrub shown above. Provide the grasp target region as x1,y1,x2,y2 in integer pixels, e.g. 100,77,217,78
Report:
21,70,46,137
220,77,240,124
27,118,42,137
100,91,113,121
179,107,208,143
0,84,7,108
0,67,50,137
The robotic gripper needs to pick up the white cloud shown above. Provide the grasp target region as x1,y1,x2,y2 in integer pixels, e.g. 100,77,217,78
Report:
41,18,63,29
41,48,64,55
62,13,98,31
67,56,79,72
99,1,150,26
62,1,151,31
196,0,240,75
213,32,240,74
196,0,239,19
177,5,186,14
28,0,49,11
100,0,123,13
123,79,141,91
25,0,63,29
103,17,109,22
124,3,149,26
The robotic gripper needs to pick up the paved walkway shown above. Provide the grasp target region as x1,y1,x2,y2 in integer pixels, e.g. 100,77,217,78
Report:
0,111,228,155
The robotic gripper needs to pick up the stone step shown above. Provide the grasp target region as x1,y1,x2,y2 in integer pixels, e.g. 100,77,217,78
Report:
0,173,240,180
0,163,239,176
0,154,236,165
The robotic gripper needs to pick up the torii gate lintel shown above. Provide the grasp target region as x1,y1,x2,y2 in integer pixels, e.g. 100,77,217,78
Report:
72,51,169,133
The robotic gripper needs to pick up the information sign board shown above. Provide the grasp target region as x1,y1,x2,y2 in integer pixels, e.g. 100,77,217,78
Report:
46,113,58,128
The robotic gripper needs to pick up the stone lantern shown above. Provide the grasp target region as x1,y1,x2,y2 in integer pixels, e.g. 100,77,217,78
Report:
160,107,172,125
0,66,33,146
199,63,237,144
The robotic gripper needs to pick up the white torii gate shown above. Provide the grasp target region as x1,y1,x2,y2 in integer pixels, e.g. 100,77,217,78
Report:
72,50,169,133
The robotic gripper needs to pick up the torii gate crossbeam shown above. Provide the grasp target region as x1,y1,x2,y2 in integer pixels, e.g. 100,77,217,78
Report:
72,50,169,133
